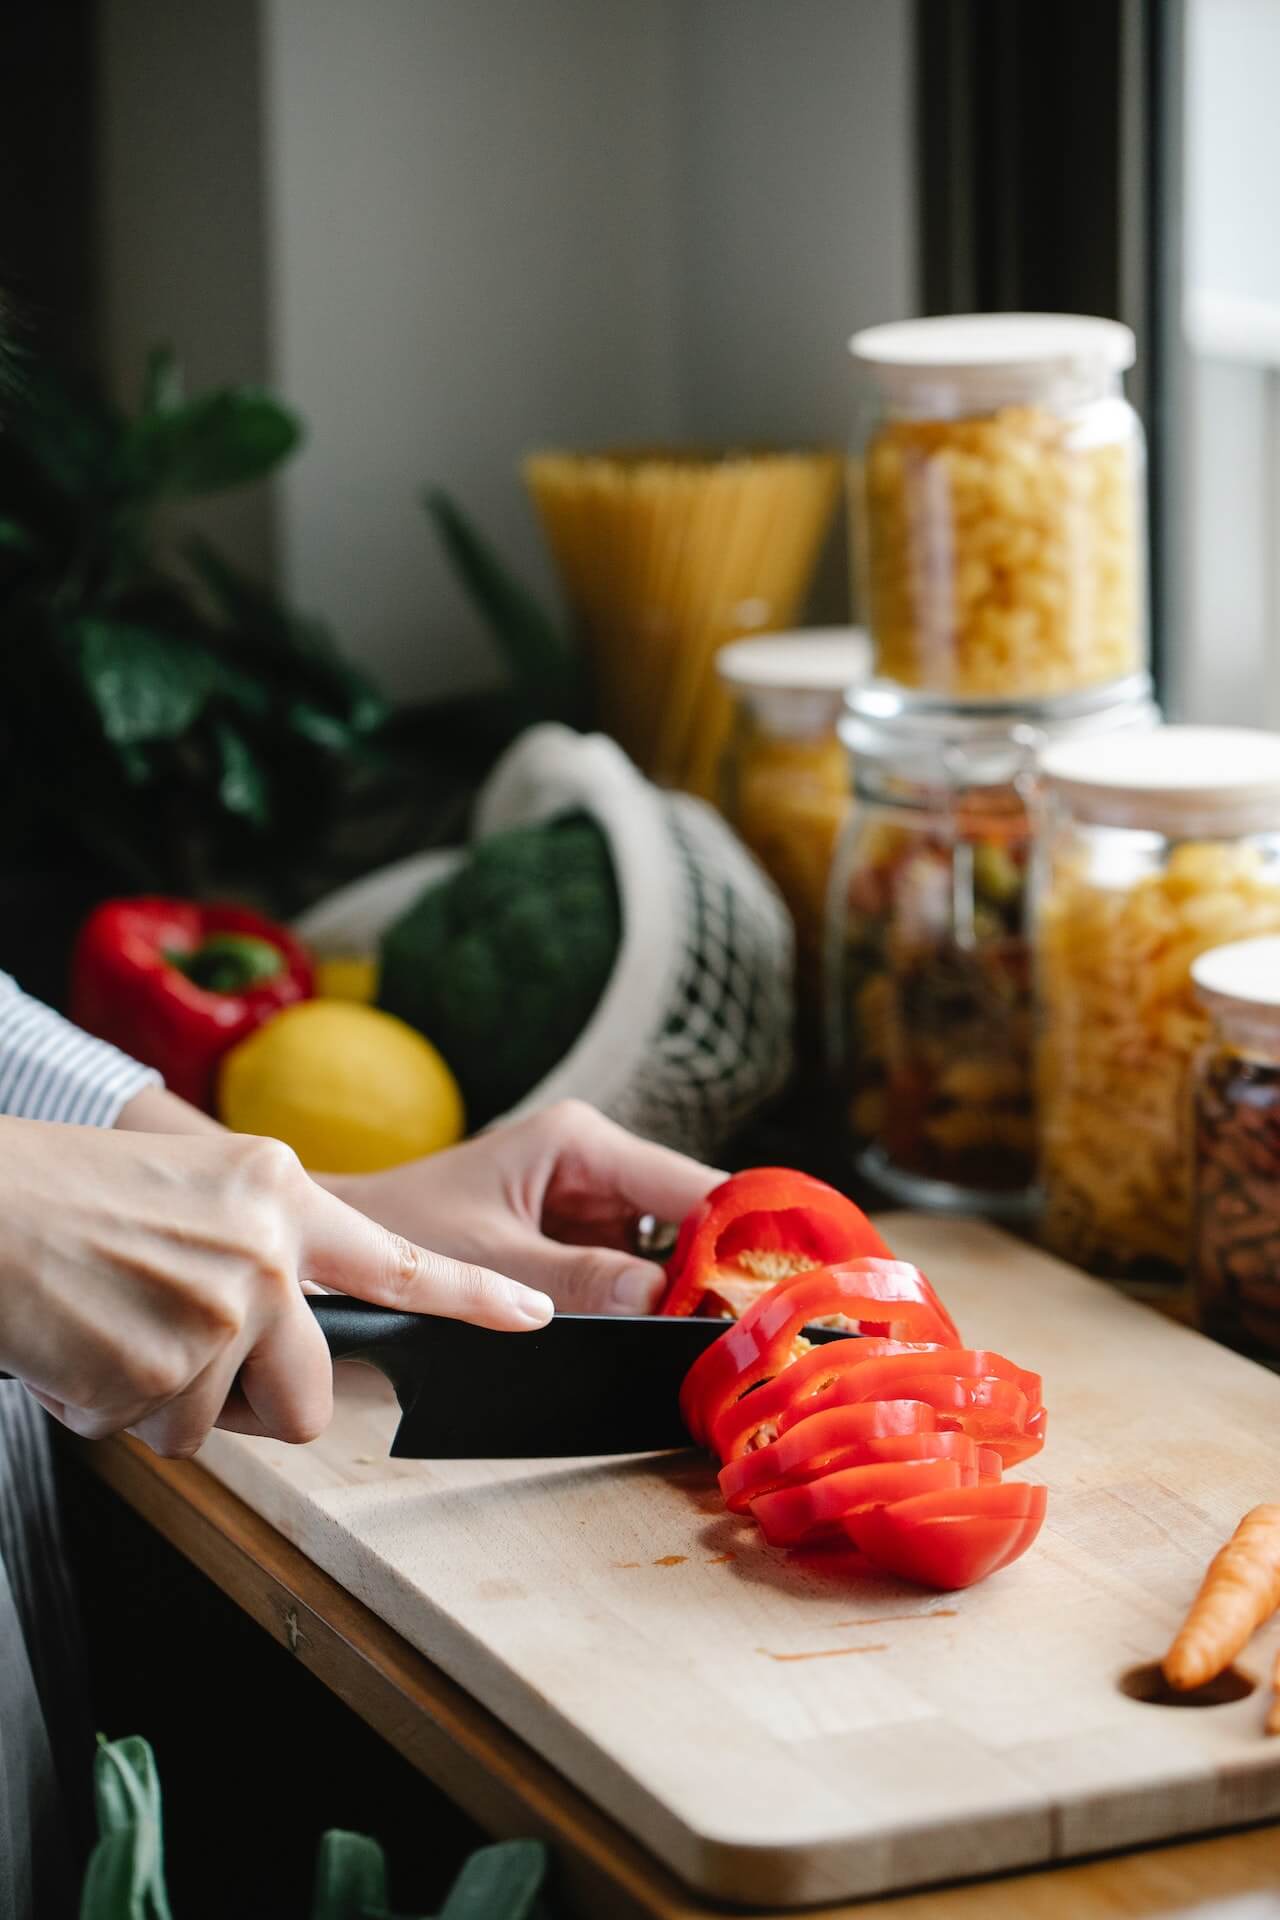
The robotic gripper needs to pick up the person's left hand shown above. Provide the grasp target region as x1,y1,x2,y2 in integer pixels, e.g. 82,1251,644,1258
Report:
320,1101,722,1316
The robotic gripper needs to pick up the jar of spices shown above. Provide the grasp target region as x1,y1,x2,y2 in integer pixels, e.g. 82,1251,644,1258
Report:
718,630,872,1045
849,314,1147,698
828,674,1157,1216
1191,936,1280,1359
1037,728,1280,1290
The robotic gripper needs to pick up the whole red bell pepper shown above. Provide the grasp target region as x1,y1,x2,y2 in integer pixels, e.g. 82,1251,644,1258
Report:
659,1167,893,1318
71,898,314,1110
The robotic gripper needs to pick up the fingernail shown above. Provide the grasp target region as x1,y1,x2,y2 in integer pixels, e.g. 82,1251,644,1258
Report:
513,1288,555,1327
611,1265,662,1314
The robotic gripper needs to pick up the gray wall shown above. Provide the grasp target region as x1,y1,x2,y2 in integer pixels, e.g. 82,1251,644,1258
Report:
97,0,916,699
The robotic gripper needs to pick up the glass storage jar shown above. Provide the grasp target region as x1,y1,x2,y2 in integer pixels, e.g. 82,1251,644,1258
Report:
1190,936,1280,1361
849,314,1147,698
827,674,1157,1216
1037,728,1280,1290
718,630,872,1043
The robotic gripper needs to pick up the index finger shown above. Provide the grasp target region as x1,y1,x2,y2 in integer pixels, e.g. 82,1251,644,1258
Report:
297,1178,553,1329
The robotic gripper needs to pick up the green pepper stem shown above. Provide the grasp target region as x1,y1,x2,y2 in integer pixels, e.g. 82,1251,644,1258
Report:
166,933,286,994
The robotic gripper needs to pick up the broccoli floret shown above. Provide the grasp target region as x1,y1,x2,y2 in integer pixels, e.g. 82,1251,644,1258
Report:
377,809,621,1126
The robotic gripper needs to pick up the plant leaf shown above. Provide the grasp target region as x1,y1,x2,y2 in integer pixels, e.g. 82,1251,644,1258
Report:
79,1827,150,1920
90,1736,173,1920
437,1840,548,1920
212,719,271,825
126,388,302,498
423,489,581,724
70,618,212,745
309,1830,390,1920
141,345,184,417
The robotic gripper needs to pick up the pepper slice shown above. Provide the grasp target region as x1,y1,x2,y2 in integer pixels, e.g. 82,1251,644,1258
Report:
844,1483,1048,1590
717,1399,941,1513
680,1260,963,1454
751,1454,990,1549
659,1168,892,1319
772,1349,1045,1469
712,1337,943,1464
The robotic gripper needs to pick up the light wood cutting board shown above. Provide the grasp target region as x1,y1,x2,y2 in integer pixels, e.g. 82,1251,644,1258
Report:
196,1217,1280,1907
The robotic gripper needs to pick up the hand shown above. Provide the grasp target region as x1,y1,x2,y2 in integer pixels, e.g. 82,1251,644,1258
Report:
323,1100,723,1316
0,1119,552,1457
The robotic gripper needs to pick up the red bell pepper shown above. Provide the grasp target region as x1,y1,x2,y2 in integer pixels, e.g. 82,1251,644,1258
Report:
71,897,314,1110
718,1401,945,1513
679,1259,963,1454
752,1455,985,1549
774,1348,1045,1469
659,1167,892,1318
844,1483,1048,1590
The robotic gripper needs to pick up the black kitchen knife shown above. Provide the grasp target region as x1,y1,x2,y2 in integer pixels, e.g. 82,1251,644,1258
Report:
310,1295,852,1459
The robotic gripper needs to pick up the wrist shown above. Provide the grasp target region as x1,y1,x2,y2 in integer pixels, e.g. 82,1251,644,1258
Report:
114,1085,225,1136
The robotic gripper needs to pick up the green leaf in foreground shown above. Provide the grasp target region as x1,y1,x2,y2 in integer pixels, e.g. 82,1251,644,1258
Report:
309,1829,390,1920
437,1838,549,1920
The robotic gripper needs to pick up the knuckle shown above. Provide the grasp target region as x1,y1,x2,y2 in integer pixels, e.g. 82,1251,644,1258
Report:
543,1098,599,1140
237,1134,303,1195
378,1233,424,1303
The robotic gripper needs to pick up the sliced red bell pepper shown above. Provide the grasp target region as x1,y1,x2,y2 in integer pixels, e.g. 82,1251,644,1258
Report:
772,1349,1046,1469
71,898,314,1110
679,1260,963,1454
751,1454,991,1550
711,1337,942,1464
659,1167,892,1318
844,1483,1048,1590
717,1399,941,1513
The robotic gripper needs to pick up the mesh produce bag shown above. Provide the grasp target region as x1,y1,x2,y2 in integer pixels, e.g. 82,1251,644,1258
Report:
474,726,794,1158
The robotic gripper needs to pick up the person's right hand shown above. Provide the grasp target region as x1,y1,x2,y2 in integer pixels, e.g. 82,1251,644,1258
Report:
0,1118,552,1459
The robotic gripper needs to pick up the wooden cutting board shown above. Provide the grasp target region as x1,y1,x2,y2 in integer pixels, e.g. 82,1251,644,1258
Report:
196,1217,1280,1907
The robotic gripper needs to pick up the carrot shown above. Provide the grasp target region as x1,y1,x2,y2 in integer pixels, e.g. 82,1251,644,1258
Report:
1163,1504,1280,1692
1267,1646,1280,1736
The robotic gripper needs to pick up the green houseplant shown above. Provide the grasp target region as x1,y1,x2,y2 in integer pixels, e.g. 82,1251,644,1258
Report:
0,348,580,1000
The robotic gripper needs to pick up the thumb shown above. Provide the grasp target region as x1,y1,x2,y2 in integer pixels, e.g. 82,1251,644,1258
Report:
522,1241,666,1316
299,1180,554,1330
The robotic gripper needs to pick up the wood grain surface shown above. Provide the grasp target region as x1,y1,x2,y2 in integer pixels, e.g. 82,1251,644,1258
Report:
192,1216,1280,1907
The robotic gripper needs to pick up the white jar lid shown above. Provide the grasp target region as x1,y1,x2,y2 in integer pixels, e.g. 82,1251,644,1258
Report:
716,628,873,694
849,313,1136,375
1040,725,1280,838
1192,935,1280,1016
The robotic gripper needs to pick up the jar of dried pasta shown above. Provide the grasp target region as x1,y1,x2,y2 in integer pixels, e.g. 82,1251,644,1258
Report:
849,314,1146,697
1190,936,1280,1360
718,630,872,1049
828,675,1157,1216
1037,728,1280,1291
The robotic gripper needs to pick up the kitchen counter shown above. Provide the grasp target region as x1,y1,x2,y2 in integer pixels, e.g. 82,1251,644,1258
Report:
77,1334,1280,1918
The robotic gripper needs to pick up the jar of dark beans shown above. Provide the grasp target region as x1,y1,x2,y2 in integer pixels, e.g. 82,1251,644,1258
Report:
1191,935,1280,1359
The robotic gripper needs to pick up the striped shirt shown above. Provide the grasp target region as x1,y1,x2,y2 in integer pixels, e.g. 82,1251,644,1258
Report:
0,974,158,1127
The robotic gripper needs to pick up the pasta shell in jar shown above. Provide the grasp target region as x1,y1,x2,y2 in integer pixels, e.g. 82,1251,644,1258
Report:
1036,729,1280,1291
849,315,1146,699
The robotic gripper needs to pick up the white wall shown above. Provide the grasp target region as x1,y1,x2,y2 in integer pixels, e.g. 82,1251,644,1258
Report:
96,0,916,699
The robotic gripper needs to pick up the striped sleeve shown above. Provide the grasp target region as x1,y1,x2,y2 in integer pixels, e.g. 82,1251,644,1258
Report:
0,974,160,1126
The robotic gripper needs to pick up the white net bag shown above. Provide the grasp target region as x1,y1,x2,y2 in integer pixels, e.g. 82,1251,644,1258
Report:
473,726,794,1159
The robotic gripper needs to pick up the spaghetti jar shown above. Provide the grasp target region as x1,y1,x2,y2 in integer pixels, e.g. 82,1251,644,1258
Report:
1191,937,1280,1359
1037,728,1280,1290
828,675,1156,1215
849,314,1147,698
718,630,872,1041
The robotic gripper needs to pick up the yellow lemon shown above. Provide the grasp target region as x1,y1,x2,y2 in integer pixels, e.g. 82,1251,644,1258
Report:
313,953,379,1003
217,999,465,1172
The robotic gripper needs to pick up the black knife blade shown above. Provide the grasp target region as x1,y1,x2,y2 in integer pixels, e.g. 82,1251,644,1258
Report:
309,1295,853,1459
